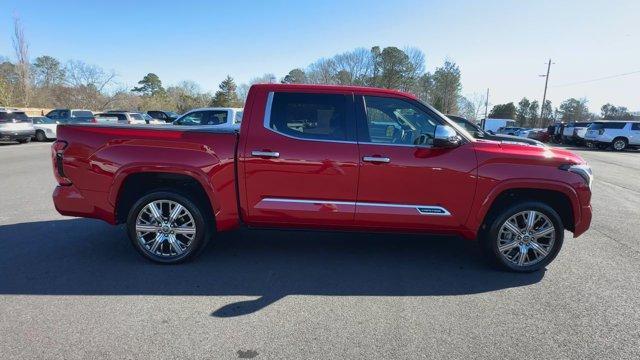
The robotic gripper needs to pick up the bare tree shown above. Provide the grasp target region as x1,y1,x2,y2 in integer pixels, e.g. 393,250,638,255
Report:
65,60,116,92
12,15,30,106
332,48,373,85
307,58,336,84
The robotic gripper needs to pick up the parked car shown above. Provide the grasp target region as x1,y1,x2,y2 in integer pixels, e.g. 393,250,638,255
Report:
52,84,593,272
481,118,516,133
31,116,59,141
527,129,551,143
45,109,95,123
147,110,180,123
515,128,533,137
102,111,147,125
584,121,640,151
173,107,243,129
562,122,592,144
94,113,122,124
446,115,544,146
140,113,164,124
0,110,35,143
496,127,523,135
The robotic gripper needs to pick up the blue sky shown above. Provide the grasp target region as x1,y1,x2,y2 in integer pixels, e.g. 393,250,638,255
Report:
1,0,638,111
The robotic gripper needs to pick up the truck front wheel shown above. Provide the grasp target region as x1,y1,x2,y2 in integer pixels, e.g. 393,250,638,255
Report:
481,202,564,272
126,191,209,264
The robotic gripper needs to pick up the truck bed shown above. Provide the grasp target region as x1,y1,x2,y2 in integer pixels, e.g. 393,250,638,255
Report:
53,123,240,230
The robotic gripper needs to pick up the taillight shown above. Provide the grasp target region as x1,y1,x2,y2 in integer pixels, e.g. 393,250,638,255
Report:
91,117,97,123
52,140,72,185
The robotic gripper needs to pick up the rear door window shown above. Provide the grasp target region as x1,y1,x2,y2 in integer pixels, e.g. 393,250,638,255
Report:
205,110,228,125
632,123,640,130
604,122,626,129
268,92,350,141
0,112,29,123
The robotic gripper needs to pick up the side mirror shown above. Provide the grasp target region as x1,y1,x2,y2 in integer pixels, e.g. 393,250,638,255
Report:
434,125,462,148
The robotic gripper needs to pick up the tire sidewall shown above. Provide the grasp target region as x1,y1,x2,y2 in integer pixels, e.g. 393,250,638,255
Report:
484,202,564,272
127,191,208,264
36,130,46,141
612,138,627,151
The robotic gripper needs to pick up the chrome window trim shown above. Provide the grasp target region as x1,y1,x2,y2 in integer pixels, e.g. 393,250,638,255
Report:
261,197,451,216
262,91,469,148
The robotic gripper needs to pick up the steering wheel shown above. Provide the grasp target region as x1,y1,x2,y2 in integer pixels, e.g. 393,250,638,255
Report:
413,133,432,146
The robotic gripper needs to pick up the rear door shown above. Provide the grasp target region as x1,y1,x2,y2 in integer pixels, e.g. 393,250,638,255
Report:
242,90,359,227
354,95,477,231
630,122,640,145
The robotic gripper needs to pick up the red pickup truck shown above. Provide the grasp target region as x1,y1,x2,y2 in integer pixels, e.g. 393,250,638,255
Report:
51,84,593,272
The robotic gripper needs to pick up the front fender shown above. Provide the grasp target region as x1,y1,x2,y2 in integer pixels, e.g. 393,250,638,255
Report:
464,178,582,237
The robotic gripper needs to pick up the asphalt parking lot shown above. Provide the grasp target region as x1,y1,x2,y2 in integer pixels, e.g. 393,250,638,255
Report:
1,142,639,359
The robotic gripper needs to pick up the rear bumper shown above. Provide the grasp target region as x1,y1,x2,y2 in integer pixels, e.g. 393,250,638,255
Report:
53,185,116,224
0,129,35,141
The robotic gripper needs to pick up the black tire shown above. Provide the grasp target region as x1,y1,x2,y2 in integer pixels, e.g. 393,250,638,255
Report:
612,137,627,151
480,201,564,272
126,191,211,264
35,130,47,142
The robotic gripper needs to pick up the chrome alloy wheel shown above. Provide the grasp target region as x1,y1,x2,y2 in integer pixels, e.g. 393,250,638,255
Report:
613,139,626,151
497,210,555,267
135,200,196,257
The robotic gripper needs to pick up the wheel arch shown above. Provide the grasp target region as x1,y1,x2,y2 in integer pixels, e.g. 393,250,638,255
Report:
110,168,218,227
469,180,581,236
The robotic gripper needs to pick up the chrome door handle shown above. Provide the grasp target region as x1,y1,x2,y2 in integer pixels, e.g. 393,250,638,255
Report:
251,150,280,158
363,156,390,163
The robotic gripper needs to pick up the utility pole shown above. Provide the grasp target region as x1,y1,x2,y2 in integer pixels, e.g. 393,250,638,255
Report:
484,88,489,119
539,59,552,127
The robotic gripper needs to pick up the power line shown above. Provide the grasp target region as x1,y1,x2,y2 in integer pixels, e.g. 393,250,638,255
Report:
552,70,640,88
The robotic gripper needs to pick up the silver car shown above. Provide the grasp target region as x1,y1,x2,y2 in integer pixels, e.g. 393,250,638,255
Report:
0,110,35,144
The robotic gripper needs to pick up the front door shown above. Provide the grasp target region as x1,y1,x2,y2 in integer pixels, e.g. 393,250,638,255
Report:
354,95,477,231
243,90,359,227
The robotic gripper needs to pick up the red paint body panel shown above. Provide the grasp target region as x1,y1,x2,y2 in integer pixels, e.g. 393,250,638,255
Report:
52,84,592,241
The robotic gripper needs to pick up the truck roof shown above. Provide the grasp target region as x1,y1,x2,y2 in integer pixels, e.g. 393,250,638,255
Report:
250,83,418,99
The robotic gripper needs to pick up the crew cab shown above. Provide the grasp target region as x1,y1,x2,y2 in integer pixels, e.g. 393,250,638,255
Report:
51,84,593,272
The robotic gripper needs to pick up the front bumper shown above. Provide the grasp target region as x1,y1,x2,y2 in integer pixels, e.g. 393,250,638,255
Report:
574,204,592,238
0,129,35,141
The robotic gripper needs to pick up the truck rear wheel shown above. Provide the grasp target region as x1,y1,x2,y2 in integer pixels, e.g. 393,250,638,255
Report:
481,201,564,272
126,191,209,264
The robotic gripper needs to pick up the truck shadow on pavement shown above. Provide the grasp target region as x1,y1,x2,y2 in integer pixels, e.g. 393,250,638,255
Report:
0,218,544,317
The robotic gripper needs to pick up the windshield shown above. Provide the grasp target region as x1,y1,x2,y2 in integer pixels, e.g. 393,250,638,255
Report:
167,112,179,117
0,112,30,123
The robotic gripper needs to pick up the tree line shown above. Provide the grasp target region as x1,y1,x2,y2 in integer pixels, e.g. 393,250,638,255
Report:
488,97,635,127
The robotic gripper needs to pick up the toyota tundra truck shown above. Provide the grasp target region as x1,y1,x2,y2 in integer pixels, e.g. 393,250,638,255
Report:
51,84,593,272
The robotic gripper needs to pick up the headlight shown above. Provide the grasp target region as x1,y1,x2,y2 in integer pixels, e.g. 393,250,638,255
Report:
560,164,593,188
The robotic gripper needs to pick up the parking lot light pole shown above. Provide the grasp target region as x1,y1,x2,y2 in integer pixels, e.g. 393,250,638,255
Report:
539,59,552,127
